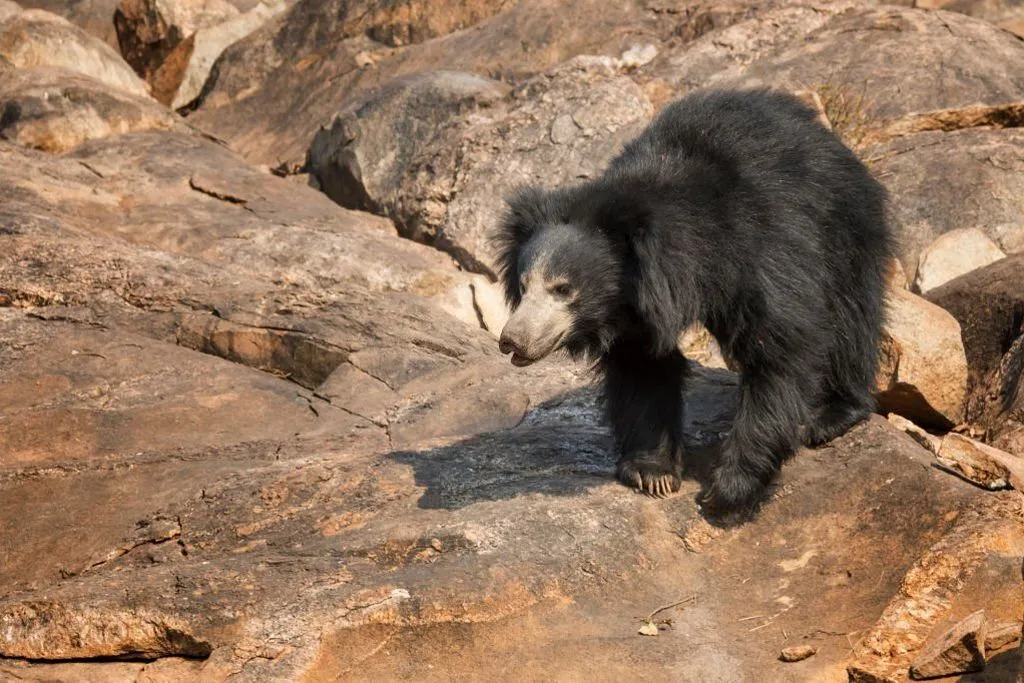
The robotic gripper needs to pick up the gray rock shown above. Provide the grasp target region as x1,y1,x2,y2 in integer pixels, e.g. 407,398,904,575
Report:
307,70,508,218
389,57,652,276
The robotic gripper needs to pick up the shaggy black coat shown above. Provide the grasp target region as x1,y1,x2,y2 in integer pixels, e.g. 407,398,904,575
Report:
496,88,892,513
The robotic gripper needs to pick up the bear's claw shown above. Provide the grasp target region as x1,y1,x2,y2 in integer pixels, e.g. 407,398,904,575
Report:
616,454,681,499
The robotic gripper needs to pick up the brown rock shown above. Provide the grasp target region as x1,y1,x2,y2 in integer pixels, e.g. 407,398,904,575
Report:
876,287,968,428
908,609,987,680
163,0,286,109
887,413,942,454
188,0,739,168
307,70,508,219
779,645,817,662
936,433,1024,490
0,9,150,97
985,620,1023,653
0,0,20,22
917,0,1024,27
386,56,652,276
867,129,1024,284
926,254,1024,449
914,228,1006,294
114,0,238,84
0,66,187,152
720,8,1024,126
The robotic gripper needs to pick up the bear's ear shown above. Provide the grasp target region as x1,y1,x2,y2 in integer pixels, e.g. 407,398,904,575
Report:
492,186,549,308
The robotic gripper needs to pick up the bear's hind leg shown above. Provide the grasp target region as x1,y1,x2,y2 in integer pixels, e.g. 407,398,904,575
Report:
802,392,872,447
601,339,688,498
704,364,808,512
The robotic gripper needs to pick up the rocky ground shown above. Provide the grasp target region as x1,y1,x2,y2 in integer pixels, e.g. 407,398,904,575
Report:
1,0,1023,681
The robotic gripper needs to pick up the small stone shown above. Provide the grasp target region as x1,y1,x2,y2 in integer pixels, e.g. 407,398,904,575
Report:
354,51,375,68
909,610,986,680
618,43,658,69
780,645,817,662
887,414,941,454
914,228,1006,294
936,433,1024,491
984,621,1022,653
550,113,580,145
638,621,660,636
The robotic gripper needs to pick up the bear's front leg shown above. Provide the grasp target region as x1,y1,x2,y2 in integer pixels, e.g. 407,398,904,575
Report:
601,339,688,498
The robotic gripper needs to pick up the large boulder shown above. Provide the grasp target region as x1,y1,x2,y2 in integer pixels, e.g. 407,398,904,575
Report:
0,0,20,22
875,287,969,429
718,7,1024,125
0,9,149,97
311,57,652,277
187,0,743,168
913,228,1007,294
16,0,121,46
114,0,239,84
155,0,287,109
307,70,508,217
0,66,187,151
867,128,1024,283
927,254,1024,453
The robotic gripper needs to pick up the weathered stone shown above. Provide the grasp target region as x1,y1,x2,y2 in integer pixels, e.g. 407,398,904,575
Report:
867,129,1024,284
389,57,653,276
0,9,150,97
936,433,1024,490
721,8,1024,127
876,287,969,428
986,620,1023,653
779,645,817,663
888,413,942,454
307,70,508,218
114,0,239,84
917,0,1024,27
162,0,287,109
908,609,987,680
16,0,121,46
0,0,20,22
638,5,844,108
849,495,1023,681
0,66,187,152
926,254,1024,448
914,228,1006,294
188,0,727,168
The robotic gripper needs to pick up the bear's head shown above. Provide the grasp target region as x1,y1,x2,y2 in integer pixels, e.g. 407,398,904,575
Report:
493,186,624,367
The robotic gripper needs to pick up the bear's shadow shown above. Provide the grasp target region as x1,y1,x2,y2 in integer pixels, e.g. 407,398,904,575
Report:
390,366,739,511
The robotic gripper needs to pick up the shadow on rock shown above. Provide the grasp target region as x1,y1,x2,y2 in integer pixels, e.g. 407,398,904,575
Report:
392,366,739,510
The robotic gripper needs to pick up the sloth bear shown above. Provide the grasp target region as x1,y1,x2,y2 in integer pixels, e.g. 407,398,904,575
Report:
495,88,892,514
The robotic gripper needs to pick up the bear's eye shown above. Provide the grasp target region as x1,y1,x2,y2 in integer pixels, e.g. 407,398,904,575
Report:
551,283,574,299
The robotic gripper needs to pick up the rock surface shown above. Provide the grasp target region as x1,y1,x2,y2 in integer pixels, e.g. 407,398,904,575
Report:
0,66,188,151
908,609,987,679
868,128,1024,283
114,0,239,85
17,0,122,46
913,228,1007,294
187,0,752,169
927,254,1024,453
159,0,287,109
876,287,969,429
0,0,19,21
320,57,652,276
0,9,150,97
2,1,1024,680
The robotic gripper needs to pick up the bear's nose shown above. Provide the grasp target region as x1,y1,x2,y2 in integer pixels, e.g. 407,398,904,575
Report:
498,334,522,357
